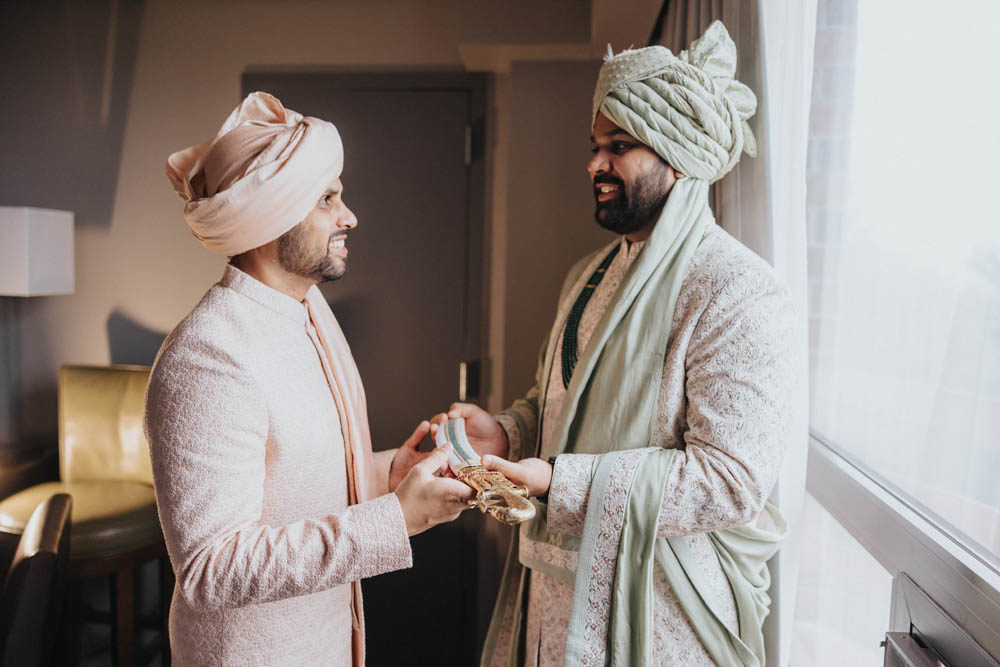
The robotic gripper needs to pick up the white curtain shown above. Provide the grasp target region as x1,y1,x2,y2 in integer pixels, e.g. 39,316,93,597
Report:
656,2,816,664
749,5,815,666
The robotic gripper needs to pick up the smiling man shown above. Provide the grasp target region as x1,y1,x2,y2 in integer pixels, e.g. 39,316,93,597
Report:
590,116,678,240
147,92,473,667
435,22,795,666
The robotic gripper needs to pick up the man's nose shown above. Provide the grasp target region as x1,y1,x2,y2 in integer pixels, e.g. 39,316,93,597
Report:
588,152,609,180
339,204,358,229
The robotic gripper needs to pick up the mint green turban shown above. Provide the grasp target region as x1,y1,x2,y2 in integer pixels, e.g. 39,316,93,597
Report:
593,20,757,183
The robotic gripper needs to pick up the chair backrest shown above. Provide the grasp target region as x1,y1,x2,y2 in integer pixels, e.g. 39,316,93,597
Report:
0,493,72,667
58,364,153,484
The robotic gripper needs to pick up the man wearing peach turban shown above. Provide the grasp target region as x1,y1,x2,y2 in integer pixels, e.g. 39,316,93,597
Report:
435,22,794,666
147,91,473,667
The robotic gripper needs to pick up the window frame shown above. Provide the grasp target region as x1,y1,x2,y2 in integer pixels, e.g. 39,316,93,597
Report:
807,431,1000,662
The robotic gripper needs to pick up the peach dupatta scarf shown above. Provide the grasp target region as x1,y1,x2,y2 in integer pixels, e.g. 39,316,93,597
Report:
304,286,379,667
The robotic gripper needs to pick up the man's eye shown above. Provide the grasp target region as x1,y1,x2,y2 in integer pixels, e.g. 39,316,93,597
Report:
319,195,332,206
613,142,632,153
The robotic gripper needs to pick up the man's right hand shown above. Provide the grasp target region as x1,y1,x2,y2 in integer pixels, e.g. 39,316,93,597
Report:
429,402,509,460
394,445,475,536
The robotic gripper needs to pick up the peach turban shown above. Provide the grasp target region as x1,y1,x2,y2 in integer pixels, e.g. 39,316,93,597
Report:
166,91,344,256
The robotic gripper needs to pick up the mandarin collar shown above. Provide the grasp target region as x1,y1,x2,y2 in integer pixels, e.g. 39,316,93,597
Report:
619,221,717,260
219,263,309,325
620,236,646,260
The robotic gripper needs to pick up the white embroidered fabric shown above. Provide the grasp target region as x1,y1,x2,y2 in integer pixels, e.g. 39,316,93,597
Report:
497,223,793,664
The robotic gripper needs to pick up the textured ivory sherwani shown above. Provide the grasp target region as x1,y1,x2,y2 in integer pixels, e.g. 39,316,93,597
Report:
491,223,794,665
145,265,412,667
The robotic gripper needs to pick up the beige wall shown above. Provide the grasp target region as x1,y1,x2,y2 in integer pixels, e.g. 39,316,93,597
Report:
501,60,611,403
3,0,618,447
12,0,463,443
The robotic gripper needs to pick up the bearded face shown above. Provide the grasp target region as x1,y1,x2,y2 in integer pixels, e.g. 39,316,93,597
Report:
277,222,347,283
592,162,675,236
588,114,679,239
274,181,354,284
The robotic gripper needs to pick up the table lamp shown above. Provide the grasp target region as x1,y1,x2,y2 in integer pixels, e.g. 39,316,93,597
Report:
0,207,74,296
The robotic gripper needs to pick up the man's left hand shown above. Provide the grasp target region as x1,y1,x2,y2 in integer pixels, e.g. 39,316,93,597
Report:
481,455,553,498
389,421,449,492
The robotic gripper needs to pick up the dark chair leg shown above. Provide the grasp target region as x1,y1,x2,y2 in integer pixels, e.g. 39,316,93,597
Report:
159,556,174,665
110,568,134,667
58,578,82,667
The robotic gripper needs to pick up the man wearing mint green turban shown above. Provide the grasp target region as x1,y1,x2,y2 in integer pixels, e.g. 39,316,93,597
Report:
435,21,793,666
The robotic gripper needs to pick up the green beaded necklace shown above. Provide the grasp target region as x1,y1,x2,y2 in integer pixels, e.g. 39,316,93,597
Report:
561,243,621,388
560,232,705,389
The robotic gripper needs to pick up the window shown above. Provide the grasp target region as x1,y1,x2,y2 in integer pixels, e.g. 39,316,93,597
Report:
800,0,1000,662
808,0,1000,559
791,494,892,665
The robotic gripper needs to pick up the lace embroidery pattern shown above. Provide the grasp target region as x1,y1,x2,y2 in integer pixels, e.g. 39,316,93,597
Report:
651,555,718,665
525,573,575,667
532,227,793,542
579,448,647,666
484,568,521,667
546,454,593,535
653,232,794,537
522,541,732,667
515,225,794,663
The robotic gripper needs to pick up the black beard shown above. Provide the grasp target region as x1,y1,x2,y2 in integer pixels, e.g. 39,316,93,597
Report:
277,224,347,283
593,169,672,236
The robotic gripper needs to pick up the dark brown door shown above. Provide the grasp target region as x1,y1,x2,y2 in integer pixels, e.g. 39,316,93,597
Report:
242,72,487,666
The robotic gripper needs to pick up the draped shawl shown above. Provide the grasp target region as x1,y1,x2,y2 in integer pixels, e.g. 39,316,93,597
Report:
303,288,382,667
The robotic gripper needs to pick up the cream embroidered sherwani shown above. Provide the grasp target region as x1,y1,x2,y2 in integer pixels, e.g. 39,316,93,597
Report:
145,265,412,667
494,223,794,665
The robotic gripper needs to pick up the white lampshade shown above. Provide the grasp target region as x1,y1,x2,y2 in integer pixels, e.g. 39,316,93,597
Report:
0,206,75,296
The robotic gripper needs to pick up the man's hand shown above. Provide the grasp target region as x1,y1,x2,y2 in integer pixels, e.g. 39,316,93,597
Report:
389,421,449,492
481,455,553,498
429,402,509,460
395,446,475,536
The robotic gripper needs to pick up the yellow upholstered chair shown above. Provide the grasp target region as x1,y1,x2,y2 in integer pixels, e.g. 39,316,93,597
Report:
0,365,171,667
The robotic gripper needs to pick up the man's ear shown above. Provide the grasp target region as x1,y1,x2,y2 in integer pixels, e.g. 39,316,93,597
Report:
664,164,684,180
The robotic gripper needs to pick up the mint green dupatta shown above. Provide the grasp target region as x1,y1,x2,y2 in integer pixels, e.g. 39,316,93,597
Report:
480,177,787,667
595,451,786,667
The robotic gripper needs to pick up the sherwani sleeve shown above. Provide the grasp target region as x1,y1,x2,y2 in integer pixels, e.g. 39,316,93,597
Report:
547,269,795,537
495,390,538,463
495,336,551,462
145,341,412,612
